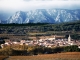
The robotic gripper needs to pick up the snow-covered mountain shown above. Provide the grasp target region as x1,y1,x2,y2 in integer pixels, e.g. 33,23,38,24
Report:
1,9,80,24
7,11,27,24
0,11,13,24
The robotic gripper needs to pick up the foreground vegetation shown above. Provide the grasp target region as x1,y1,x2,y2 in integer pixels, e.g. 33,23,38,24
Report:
0,45,80,56
5,52,80,60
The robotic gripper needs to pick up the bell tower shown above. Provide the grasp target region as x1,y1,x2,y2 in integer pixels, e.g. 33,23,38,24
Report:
68,34,71,42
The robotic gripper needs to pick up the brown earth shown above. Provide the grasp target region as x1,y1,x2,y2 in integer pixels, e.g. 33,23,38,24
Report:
0,56,8,60
5,52,80,60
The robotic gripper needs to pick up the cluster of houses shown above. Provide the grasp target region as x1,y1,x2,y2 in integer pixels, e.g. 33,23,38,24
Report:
1,35,80,49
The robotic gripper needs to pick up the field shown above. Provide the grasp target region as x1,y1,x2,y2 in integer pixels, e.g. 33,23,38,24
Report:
0,33,65,40
5,52,80,60
0,56,8,60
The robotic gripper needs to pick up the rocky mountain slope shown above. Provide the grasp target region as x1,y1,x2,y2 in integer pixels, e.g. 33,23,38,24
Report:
0,9,80,24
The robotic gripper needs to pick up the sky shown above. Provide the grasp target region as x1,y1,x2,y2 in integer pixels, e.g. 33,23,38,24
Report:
0,0,80,12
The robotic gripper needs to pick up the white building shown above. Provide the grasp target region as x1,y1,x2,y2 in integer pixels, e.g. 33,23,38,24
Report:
68,34,71,43
48,36,56,41
78,46,80,48
1,44,4,48
20,40,26,45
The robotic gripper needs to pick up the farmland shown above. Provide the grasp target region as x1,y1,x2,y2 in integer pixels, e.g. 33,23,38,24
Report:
0,56,8,60
5,52,80,60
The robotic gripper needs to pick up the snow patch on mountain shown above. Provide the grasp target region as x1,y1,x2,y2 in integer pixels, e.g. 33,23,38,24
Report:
0,9,80,24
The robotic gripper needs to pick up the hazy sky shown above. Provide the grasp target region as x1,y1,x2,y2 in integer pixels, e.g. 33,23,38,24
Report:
0,0,80,12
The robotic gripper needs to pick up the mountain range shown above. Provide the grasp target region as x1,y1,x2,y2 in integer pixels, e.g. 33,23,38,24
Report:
0,9,80,24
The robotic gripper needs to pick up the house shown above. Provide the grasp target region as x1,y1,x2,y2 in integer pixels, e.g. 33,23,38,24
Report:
20,40,26,45
78,45,80,48
1,44,4,48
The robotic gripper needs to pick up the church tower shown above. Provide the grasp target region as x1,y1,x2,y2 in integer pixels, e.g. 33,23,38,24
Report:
68,34,71,42
53,35,56,40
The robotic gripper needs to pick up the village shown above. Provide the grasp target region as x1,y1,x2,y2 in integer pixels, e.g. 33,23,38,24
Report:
1,35,80,49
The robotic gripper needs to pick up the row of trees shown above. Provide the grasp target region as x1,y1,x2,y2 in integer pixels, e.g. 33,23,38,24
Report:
0,45,80,56
0,21,80,34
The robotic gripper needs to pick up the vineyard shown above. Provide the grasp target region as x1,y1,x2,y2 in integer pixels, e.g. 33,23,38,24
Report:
5,52,80,60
